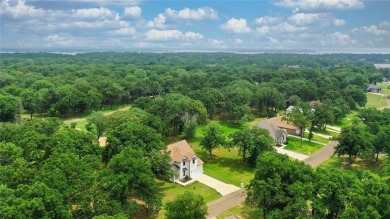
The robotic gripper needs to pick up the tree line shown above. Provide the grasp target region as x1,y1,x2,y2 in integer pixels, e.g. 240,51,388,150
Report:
0,53,385,129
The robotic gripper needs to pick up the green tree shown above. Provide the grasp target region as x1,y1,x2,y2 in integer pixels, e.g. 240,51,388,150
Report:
246,152,314,219
181,112,197,140
87,112,109,141
229,128,273,165
165,191,207,219
200,124,225,158
373,125,390,161
283,103,312,147
101,148,162,214
0,94,22,123
335,124,374,165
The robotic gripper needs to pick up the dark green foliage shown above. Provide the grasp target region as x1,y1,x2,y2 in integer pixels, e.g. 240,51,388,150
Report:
200,124,225,158
229,128,274,166
165,191,207,219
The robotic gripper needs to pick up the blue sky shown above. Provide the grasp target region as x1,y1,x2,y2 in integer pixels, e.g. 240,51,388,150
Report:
1,0,389,52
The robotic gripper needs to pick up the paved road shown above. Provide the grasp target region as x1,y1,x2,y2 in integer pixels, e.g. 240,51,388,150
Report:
303,141,338,167
207,189,246,218
194,174,240,196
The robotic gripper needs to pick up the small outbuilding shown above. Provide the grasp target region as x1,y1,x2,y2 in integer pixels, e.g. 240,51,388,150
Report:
367,84,381,93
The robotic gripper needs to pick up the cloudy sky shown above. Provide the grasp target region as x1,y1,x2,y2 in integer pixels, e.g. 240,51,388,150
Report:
1,0,389,52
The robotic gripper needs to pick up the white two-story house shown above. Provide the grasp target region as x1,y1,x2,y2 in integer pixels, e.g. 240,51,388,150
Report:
167,140,203,182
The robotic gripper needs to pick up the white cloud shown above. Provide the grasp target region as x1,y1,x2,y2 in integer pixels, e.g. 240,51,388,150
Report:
274,0,364,11
108,27,136,36
184,32,204,40
255,26,270,35
234,38,243,44
273,22,306,33
221,18,251,34
268,37,279,44
1,0,45,19
379,21,390,28
124,6,141,19
352,25,388,36
329,32,352,45
288,13,322,26
165,7,218,21
254,16,282,25
333,18,346,26
146,13,167,29
72,7,116,19
145,29,203,41
208,39,225,47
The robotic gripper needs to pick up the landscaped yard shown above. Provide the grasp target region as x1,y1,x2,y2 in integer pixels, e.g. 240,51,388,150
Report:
188,119,263,186
158,180,221,204
303,132,331,144
284,137,324,155
377,83,390,95
366,92,388,108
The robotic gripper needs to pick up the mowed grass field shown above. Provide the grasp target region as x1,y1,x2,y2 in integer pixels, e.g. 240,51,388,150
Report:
284,137,324,155
189,119,262,186
377,83,390,95
366,93,388,108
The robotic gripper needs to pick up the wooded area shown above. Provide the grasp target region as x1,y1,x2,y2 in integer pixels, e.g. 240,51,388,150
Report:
0,53,389,218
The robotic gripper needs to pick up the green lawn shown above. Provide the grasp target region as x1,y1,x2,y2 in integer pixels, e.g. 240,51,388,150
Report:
315,128,339,137
216,205,260,219
284,137,324,155
156,180,221,219
318,155,384,175
158,180,221,204
334,111,358,127
186,119,265,186
377,83,390,95
303,132,331,144
366,93,388,108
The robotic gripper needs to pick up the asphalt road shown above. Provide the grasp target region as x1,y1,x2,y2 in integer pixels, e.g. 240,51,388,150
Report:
207,189,246,218
303,141,338,167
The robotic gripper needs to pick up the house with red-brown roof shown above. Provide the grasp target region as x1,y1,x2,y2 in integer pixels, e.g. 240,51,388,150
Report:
267,116,300,136
167,140,203,182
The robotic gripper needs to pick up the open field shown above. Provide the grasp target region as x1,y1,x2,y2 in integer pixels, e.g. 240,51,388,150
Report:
366,93,388,108
318,155,384,175
377,83,390,95
284,137,324,155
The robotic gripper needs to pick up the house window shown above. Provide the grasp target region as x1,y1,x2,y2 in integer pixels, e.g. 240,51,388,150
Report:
182,160,185,166
193,159,195,164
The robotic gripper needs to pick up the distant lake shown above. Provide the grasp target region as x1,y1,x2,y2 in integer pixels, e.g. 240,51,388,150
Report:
374,64,390,69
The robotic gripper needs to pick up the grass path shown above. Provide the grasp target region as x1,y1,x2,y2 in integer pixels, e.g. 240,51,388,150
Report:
64,105,132,123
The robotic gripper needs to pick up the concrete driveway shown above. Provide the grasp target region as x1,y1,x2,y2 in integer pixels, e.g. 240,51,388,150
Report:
194,174,241,196
274,147,309,161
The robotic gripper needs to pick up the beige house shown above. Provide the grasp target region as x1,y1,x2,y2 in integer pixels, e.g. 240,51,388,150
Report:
267,116,300,136
167,140,203,182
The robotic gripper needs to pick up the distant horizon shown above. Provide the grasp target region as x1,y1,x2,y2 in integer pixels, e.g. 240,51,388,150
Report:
1,0,389,52
1,48,390,55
